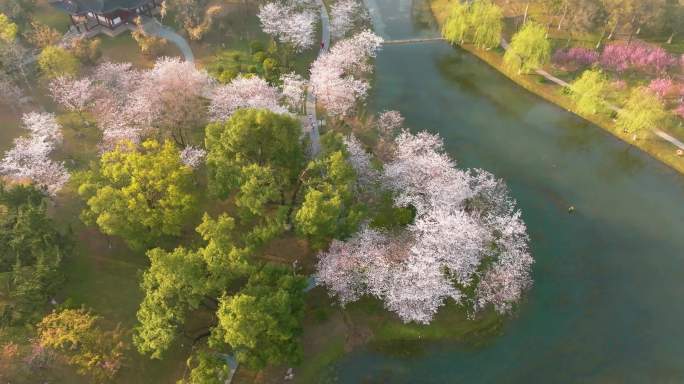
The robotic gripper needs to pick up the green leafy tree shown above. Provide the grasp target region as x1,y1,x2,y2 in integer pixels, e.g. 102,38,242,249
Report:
442,1,469,44
235,163,282,218
442,0,502,49
295,133,365,249
0,13,18,42
78,140,197,250
205,108,305,200
569,69,610,115
211,264,306,369
616,87,668,135
134,213,251,358
37,45,80,79
470,0,503,49
37,308,126,382
134,213,306,371
0,183,71,324
503,22,551,73
180,350,231,384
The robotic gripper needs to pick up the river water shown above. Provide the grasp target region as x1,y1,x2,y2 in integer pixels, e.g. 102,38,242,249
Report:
334,1,684,382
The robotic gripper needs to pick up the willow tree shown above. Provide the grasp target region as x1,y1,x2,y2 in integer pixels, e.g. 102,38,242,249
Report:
569,69,610,115
470,0,503,49
616,87,668,135
442,1,469,44
441,0,502,49
503,21,551,73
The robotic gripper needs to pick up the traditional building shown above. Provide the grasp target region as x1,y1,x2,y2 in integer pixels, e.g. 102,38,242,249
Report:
50,0,162,33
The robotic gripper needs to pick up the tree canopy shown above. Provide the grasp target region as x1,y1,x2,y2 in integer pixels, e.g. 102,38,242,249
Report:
38,45,80,79
0,182,70,325
616,87,668,134
205,108,305,200
569,69,610,115
77,140,198,250
295,133,365,249
37,308,126,381
0,12,18,42
503,22,551,73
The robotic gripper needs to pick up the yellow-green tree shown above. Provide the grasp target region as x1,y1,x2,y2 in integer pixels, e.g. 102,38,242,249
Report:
470,0,503,49
0,13,18,42
441,0,502,50
37,45,80,78
78,140,198,250
37,308,126,381
503,22,551,73
616,87,668,135
569,69,610,115
442,1,470,45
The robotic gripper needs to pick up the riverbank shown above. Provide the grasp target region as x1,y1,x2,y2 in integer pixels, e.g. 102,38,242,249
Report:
430,0,684,175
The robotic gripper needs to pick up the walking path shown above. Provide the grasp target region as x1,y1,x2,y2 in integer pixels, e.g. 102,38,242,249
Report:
384,37,445,45
304,0,331,156
500,39,684,151
140,16,195,62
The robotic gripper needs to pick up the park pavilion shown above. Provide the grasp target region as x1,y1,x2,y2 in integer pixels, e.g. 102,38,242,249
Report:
50,0,161,33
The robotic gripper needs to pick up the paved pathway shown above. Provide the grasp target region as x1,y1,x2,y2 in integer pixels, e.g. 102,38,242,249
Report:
384,37,445,45
304,0,331,157
499,38,684,151
140,16,195,62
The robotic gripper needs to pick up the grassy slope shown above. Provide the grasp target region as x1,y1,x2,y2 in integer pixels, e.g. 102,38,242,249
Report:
431,0,684,175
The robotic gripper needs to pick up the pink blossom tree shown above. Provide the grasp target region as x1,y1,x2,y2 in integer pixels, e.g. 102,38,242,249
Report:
258,1,318,52
316,130,533,324
310,30,383,117
330,0,369,40
209,75,288,121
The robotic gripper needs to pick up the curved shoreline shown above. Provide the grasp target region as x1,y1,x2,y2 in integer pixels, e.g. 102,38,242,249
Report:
429,0,684,176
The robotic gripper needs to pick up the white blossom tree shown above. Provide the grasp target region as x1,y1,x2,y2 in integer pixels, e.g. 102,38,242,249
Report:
258,1,318,52
280,72,307,112
0,112,69,196
0,74,24,110
310,30,383,117
330,0,369,40
179,145,206,168
208,75,288,121
316,130,533,324
48,76,94,124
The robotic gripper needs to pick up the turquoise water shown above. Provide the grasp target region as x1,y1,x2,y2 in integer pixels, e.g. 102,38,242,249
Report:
334,1,684,382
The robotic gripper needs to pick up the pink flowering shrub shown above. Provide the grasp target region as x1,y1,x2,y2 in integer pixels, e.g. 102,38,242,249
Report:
600,43,676,75
552,47,598,70
648,78,675,98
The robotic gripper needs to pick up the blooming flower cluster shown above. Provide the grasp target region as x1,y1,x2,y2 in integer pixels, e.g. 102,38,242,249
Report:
0,112,69,195
552,47,599,70
310,30,383,117
316,130,533,323
599,43,676,75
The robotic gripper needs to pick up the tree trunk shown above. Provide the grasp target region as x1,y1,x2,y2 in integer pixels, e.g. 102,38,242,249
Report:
557,5,567,31
607,16,619,40
522,3,529,26
668,32,675,44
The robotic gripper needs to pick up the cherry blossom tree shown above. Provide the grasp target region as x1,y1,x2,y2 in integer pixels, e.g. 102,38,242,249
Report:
48,76,94,124
258,1,318,52
280,72,307,112
180,145,206,168
209,75,288,121
330,0,369,40
0,112,69,196
310,30,383,117
316,130,533,324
